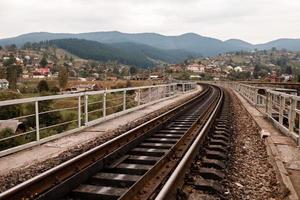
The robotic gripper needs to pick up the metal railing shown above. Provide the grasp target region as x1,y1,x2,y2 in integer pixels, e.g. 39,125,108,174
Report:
214,81,300,146
0,82,197,156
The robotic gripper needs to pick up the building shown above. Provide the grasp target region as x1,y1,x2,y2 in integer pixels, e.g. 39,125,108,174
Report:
33,68,51,78
187,63,205,73
234,66,243,72
0,79,9,89
190,75,201,79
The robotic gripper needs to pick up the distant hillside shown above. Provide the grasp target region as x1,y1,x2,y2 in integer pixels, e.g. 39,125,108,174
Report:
0,32,72,47
109,42,199,64
0,31,248,56
224,39,254,50
256,38,300,51
1,31,300,56
49,39,198,67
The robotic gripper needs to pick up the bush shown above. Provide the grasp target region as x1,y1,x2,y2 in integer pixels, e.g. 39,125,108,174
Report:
0,128,14,139
0,91,22,119
0,128,29,151
37,80,49,93
50,86,60,94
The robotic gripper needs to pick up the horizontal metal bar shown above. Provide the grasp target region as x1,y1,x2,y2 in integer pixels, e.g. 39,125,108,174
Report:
106,97,124,102
0,129,36,142
0,83,188,107
0,83,198,156
39,119,78,131
39,106,78,115
87,100,103,106
12,113,36,120
106,103,124,110
88,108,103,114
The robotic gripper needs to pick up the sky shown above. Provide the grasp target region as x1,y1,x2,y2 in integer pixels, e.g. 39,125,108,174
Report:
0,0,300,44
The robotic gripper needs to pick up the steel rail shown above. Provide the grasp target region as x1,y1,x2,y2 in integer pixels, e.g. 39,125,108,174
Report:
0,85,207,200
118,85,221,200
61,86,217,200
155,86,224,200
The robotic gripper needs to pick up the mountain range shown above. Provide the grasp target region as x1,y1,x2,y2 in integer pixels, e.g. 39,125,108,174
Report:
48,39,198,67
0,31,300,66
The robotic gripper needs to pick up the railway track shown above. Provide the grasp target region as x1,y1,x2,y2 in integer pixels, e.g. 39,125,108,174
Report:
174,90,232,200
0,84,224,200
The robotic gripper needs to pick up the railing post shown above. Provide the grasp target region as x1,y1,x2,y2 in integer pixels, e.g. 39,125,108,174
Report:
279,95,284,125
78,96,81,127
289,97,296,133
265,91,269,114
123,90,126,111
149,87,152,102
166,85,169,97
182,83,185,93
298,119,300,146
103,91,106,118
138,89,141,106
270,93,274,118
35,101,40,141
254,89,258,105
84,94,88,124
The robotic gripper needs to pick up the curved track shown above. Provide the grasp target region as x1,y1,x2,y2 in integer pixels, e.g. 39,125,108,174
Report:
0,84,223,200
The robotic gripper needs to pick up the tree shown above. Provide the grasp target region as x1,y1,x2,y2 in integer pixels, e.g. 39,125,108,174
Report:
37,80,49,93
6,65,22,90
276,57,288,67
271,47,277,51
39,56,48,67
129,67,137,75
0,67,6,79
0,46,2,50
58,66,68,89
0,90,22,120
3,56,15,67
253,64,261,79
22,42,32,50
6,44,17,51
285,66,292,75
50,86,60,94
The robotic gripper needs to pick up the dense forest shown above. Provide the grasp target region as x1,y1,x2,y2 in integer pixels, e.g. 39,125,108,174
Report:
49,39,154,67
46,39,198,67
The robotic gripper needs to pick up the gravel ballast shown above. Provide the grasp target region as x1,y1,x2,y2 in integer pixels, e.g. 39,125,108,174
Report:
182,89,283,200
222,90,282,200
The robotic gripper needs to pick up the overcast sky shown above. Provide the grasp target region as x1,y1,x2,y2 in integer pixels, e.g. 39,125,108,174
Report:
1,0,300,44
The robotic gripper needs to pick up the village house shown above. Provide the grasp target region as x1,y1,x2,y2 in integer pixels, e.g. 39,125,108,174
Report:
168,64,182,73
107,76,118,81
0,79,9,89
234,66,243,72
187,63,205,73
33,68,51,78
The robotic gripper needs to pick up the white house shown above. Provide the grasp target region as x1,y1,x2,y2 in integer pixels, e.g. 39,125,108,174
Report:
234,66,243,72
0,79,9,89
187,63,205,73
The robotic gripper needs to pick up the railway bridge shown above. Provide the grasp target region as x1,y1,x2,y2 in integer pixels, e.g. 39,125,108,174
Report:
0,82,299,200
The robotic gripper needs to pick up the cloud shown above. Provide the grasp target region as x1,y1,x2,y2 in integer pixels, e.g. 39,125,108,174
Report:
0,0,300,43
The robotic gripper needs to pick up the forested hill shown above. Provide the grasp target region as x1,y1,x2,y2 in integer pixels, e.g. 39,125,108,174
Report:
49,39,199,67
2,31,300,56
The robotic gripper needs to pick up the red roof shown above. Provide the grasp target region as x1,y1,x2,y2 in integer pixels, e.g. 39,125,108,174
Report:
36,68,50,75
